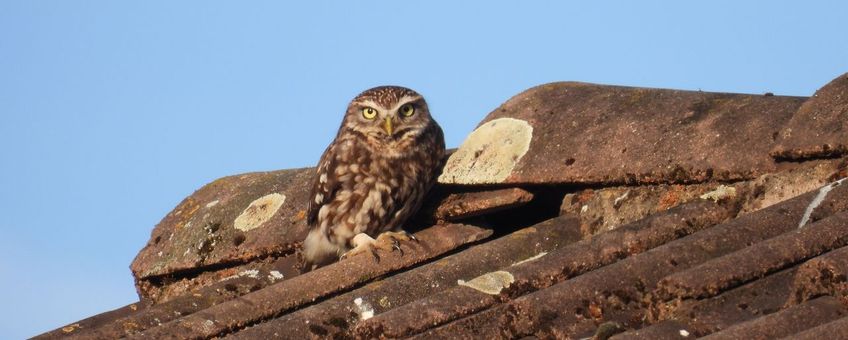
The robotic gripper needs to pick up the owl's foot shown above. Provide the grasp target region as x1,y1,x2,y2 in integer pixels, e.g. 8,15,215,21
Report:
340,231,418,262
375,230,417,256
340,233,381,262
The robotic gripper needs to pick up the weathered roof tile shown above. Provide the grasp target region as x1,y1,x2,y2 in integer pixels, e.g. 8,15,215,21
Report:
700,296,847,340
665,267,802,336
38,74,848,339
355,200,732,338
773,73,848,160
226,217,580,339
788,316,848,340
440,82,805,186
416,180,848,338
792,245,848,304
130,168,313,302
609,320,695,340
131,224,491,339
434,187,534,221
656,201,848,301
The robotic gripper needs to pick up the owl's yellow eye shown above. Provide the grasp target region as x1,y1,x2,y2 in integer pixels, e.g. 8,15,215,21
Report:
399,104,415,117
362,107,378,120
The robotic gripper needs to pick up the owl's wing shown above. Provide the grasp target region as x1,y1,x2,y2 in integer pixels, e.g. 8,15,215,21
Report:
307,143,338,227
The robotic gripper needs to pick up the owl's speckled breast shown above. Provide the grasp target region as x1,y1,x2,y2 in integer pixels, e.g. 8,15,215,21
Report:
321,135,433,243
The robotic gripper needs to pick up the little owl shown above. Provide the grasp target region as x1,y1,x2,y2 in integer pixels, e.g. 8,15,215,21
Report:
303,86,445,267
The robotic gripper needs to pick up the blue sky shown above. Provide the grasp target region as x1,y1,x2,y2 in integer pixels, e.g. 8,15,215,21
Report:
1,1,846,338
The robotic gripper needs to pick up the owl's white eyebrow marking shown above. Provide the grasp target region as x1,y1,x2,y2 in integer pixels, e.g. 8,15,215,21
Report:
390,95,422,112
358,95,422,113
359,100,382,109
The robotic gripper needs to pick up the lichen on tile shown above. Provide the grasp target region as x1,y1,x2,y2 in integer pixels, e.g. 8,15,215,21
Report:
234,193,286,232
457,270,515,295
439,118,533,184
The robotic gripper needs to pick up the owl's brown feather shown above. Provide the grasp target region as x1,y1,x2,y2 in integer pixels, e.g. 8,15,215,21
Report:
303,86,445,267
306,143,337,226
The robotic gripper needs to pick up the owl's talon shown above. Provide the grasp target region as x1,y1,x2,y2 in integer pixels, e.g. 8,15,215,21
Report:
375,230,418,256
370,247,381,262
391,238,404,255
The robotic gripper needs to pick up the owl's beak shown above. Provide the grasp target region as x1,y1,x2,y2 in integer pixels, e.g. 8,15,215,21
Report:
383,117,393,136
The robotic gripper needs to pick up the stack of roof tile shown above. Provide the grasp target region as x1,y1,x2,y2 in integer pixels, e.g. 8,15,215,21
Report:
38,73,848,339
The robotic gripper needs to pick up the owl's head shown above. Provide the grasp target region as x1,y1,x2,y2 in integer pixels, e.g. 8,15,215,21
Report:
341,86,434,145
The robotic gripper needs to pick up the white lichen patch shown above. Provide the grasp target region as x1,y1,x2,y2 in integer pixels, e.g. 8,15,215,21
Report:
439,118,533,184
221,269,261,281
269,270,284,282
201,319,215,332
700,185,737,202
205,200,220,208
798,178,846,228
234,193,286,232
240,269,260,279
512,252,548,266
353,297,375,320
457,270,515,295
679,329,690,337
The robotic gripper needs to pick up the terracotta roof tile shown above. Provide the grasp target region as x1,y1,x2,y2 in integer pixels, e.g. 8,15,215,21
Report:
355,200,732,338
131,224,490,339
667,265,802,335
226,217,579,339
655,201,848,301
38,74,848,339
700,296,847,339
439,82,805,186
609,320,694,339
793,246,848,304
773,73,848,160
36,303,142,340
130,168,313,303
788,315,848,340
434,187,535,221
411,180,848,338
